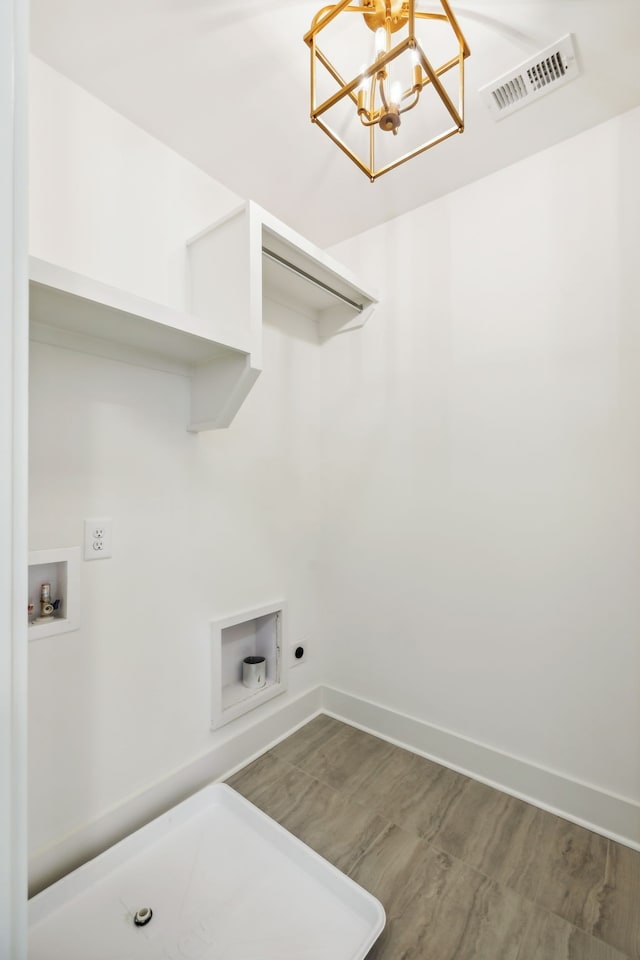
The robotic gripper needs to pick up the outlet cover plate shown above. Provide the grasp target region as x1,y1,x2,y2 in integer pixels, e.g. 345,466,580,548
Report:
84,518,112,560
290,638,308,668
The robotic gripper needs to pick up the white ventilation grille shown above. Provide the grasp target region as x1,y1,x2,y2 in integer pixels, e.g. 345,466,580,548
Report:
480,34,580,120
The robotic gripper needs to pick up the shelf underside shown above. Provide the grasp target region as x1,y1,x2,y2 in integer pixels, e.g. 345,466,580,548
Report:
30,281,243,372
262,227,374,323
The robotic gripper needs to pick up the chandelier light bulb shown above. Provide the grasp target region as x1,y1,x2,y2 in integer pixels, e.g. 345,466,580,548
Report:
357,74,368,113
374,27,386,56
411,48,422,89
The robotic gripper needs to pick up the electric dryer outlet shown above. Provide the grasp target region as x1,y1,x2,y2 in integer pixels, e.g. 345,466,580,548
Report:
290,638,309,668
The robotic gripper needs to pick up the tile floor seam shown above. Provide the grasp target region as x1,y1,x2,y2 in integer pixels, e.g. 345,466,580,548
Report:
288,763,362,797
350,792,498,883
593,837,613,946
540,822,610,943
271,753,396,852
426,839,531,899
520,826,548,922
421,824,552,916
587,838,614,951
543,902,634,960
422,834,622,952
346,819,398,884
539,909,633,960
375,826,537,914
276,754,351,796
358,788,612,951
298,721,352,763
577,917,633,960
465,834,632,960
513,914,536,960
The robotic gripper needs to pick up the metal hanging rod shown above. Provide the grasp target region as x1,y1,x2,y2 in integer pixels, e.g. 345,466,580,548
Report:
261,247,364,313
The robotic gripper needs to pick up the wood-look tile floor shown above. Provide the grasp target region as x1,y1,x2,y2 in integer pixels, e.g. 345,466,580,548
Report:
227,715,640,960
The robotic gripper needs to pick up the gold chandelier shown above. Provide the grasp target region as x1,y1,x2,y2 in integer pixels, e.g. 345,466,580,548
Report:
304,0,470,181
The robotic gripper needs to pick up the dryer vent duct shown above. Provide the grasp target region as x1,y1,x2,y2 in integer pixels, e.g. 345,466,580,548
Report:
480,34,580,120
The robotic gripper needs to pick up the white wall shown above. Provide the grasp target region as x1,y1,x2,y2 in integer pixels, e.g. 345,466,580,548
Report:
28,58,324,875
1,0,28,953
29,57,239,309
325,106,640,805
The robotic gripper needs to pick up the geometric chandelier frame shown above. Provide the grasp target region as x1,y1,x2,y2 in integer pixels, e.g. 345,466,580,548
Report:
304,0,470,182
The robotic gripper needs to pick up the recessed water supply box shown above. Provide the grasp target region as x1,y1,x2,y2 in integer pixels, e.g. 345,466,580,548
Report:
211,601,287,729
28,547,80,641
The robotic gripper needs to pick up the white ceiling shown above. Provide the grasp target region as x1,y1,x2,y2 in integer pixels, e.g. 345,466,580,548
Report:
30,1,640,248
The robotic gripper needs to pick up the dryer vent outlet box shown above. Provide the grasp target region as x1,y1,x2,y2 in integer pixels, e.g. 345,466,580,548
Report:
480,34,580,120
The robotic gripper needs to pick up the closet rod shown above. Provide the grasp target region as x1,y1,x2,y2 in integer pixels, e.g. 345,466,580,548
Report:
261,247,364,313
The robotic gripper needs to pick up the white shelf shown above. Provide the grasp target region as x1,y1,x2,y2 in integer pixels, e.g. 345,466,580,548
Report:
221,678,278,713
29,257,257,432
189,201,378,344
29,202,378,432
211,601,287,730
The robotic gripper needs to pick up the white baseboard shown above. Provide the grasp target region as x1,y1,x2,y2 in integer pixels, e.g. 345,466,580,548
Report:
321,686,640,851
28,686,323,896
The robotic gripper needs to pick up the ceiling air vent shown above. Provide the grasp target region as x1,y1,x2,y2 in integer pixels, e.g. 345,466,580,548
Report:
480,34,580,120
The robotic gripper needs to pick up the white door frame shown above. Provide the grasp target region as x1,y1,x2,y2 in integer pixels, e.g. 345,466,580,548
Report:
0,0,29,955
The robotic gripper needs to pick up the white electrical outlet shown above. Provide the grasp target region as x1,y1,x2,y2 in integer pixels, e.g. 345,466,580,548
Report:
290,638,309,668
84,518,113,560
